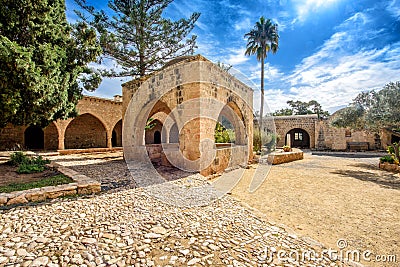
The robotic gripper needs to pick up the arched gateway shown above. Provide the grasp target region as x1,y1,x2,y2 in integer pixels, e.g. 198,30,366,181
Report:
122,55,254,177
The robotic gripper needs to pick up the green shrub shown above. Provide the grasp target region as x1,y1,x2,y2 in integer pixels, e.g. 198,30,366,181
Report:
380,155,395,164
215,122,235,143
253,129,278,152
17,163,46,174
9,152,29,166
9,152,50,174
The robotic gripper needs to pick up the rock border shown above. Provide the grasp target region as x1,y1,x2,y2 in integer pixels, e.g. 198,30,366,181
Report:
267,148,304,165
379,162,400,173
0,162,100,207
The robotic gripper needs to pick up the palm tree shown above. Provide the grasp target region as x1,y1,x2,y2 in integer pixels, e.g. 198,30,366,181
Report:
245,17,279,149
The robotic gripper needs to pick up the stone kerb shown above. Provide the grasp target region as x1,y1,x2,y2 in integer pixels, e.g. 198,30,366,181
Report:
0,163,101,207
267,148,304,165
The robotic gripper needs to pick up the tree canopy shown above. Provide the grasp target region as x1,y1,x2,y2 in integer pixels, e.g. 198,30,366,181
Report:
75,0,200,78
0,0,101,128
273,100,329,118
331,81,400,132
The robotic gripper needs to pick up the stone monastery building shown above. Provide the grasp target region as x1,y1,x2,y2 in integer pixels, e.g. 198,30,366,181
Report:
0,55,397,155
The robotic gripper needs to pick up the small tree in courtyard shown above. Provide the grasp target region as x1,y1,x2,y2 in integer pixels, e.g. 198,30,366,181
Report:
332,81,400,163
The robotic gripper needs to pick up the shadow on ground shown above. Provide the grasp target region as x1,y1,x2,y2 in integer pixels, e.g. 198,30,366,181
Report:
332,169,400,190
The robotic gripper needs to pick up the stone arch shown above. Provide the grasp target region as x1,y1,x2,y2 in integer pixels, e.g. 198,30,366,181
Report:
43,122,59,150
65,113,107,149
112,120,122,147
169,123,179,143
145,119,164,144
218,101,247,145
123,57,254,173
285,128,310,148
24,125,44,150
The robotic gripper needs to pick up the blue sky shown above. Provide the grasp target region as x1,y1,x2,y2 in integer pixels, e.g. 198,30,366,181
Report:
65,0,400,113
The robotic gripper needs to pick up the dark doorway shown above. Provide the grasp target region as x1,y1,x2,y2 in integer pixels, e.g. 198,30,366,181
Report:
112,130,117,147
285,128,310,148
25,125,44,149
392,134,400,144
154,131,161,144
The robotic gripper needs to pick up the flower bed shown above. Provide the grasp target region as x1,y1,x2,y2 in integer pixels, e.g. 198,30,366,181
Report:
267,148,304,165
0,162,101,207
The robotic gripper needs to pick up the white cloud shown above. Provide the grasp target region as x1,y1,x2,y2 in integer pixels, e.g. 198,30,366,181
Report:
293,0,342,22
281,43,400,112
234,18,251,31
225,48,250,66
387,0,400,19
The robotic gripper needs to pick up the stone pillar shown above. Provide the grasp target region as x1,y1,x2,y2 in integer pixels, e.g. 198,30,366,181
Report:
58,132,65,150
107,130,112,148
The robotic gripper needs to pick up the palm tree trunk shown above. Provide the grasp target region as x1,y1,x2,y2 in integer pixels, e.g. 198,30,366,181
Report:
259,59,265,151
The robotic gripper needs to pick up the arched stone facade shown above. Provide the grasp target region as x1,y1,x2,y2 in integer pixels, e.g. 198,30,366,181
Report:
274,114,378,150
122,55,254,176
274,115,318,149
0,96,123,150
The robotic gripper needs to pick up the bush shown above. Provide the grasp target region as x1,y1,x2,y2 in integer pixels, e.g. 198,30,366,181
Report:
9,151,29,166
9,152,50,174
17,163,46,174
380,155,395,164
253,129,278,152
215,122,235,143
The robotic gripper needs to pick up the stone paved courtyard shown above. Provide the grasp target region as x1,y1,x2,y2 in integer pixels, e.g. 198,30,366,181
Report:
0,151,399,266
0,173,342,267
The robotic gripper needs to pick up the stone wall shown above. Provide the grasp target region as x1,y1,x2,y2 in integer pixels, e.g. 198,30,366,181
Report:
0,96,123,151
316,119,377,150
122,55,253,176
273,114,379,150
274,115,318,148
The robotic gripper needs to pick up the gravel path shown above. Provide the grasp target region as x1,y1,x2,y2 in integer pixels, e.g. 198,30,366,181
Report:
0,151,350,266
0,185,344,266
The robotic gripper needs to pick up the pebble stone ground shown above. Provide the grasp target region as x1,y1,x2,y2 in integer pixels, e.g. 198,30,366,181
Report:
0,152,349,267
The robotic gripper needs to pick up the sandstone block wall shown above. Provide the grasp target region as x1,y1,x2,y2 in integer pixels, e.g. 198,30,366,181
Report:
274,115,318,148
122,55,253,176
0,96,123,151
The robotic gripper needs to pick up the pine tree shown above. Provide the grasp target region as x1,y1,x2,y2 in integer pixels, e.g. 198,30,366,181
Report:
0,0,101,128
75,0,200,78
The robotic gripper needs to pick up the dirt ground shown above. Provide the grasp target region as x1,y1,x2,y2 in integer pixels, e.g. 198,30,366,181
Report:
0,163,61,187
231,153,400,266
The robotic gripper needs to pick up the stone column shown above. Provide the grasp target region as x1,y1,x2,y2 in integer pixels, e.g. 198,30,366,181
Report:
58,132,65,150
107,130,112,148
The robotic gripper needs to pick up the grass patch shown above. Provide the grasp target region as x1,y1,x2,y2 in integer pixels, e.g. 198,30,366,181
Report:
0,174,73,193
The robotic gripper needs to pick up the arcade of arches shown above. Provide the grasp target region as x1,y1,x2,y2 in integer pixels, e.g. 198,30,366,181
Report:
0,96,123,150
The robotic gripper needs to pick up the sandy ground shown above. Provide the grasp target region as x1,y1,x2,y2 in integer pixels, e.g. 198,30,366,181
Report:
231,153,400,266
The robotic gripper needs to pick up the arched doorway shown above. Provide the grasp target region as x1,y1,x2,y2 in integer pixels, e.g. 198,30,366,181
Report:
169,123,179,143
24,125,44,149
154,131,161,144
112,120,122,147
145,119,163,144
285,128,310,148
65,113,107,149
